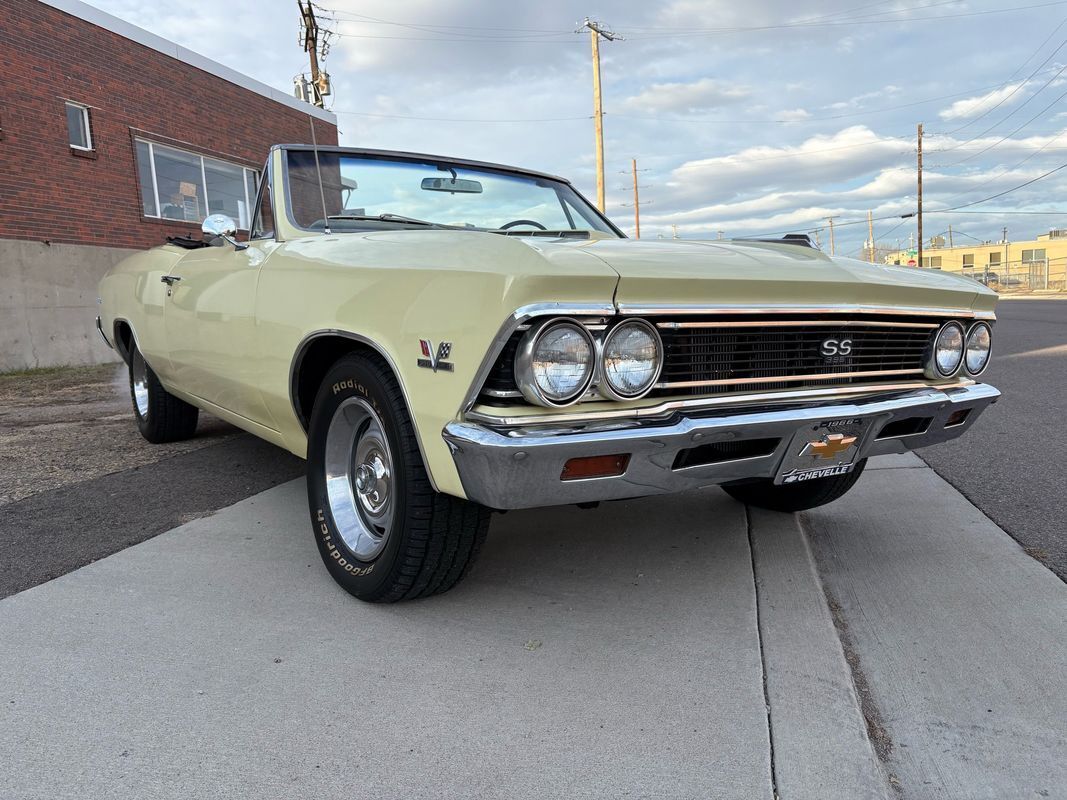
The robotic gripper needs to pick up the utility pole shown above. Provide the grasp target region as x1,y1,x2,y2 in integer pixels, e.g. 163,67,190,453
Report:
618,158,650,238
582,18,618,212
297,1,323,108
917,122,924,268
631,158,641,238
867,210,875,263
1003,226,1009,281
827,216,838,256
948,224,954,249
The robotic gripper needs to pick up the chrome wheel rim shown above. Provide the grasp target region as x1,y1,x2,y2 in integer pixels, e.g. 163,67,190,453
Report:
131,350,149,418
324,398,395,561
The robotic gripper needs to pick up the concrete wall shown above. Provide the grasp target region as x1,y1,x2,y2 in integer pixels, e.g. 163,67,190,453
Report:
1,238,131,371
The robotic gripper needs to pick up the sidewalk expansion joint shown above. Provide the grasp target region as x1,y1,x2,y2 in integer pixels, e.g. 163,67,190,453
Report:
798,513,902,796
745,504,780,800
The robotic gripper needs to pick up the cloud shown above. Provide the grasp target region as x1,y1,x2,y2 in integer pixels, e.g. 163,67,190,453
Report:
621,77,750,113
776,108,811,123
939,82,1026,120
661,126,911,203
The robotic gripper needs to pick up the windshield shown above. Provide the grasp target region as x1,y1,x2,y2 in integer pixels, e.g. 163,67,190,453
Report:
285,150,618,236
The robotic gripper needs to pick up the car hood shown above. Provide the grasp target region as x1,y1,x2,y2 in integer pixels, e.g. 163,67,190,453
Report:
528,237,997,314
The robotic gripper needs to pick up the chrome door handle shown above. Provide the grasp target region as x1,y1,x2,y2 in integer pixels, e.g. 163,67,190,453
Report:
161,275,182,286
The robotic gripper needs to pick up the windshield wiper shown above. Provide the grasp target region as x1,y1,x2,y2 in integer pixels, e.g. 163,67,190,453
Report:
326,213,448,228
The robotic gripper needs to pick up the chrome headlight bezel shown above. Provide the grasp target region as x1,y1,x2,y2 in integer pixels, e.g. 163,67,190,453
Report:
514,318,596,407
928,320,966,378
964,321,993,376
599,319,664,401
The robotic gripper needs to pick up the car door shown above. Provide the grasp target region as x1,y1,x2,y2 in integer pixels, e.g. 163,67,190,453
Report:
162,240,276,427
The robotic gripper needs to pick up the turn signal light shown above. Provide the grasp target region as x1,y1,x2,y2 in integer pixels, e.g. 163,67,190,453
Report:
561,453,631,481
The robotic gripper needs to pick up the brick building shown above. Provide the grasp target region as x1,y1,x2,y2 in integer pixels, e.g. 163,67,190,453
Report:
0,0,338,370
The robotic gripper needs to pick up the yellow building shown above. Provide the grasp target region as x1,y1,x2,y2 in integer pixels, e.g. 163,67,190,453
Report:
884,229,1067,291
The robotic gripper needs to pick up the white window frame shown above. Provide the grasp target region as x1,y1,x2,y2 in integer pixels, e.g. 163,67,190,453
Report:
65,102,92,151
134,137,258,229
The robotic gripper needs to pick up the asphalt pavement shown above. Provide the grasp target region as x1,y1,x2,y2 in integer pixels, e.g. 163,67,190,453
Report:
918,298,1067,579
2,455,1063,799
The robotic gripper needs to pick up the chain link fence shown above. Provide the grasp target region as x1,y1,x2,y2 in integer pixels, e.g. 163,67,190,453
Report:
958,257,1066,293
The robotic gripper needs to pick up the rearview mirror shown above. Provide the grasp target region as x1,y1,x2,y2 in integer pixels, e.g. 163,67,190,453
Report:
421,177,483,194
201,214,248,251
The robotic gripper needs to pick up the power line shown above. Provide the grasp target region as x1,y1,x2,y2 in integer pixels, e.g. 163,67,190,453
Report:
937,20,1067,138
746,161,1067,239
317,1,1067,43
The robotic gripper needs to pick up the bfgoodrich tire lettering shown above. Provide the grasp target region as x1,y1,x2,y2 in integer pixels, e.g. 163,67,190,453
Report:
305,353,490,602
722,458,868,512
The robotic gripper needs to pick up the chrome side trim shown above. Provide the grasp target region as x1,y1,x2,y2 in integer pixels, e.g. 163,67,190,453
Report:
289,329,441,492
618,303,996,320
656,319,940,330
482,387,523,399
465,379,976,429
656,368,925,390
460,302,617,413
95,316,114,350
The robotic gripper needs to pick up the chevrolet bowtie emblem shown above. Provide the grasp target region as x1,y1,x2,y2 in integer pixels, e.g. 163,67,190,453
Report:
801,432,858,460
417,340,454,373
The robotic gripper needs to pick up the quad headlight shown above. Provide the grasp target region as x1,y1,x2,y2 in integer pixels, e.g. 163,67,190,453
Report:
964,322,992,376
600,320,663,400
931,321,965,377
515,319,595,406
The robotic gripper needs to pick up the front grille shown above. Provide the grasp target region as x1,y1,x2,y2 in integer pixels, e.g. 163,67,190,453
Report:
477,315,939,405
653,321,933,396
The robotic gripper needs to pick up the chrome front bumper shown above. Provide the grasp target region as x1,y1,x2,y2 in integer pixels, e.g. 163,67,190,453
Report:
442,383,1000,509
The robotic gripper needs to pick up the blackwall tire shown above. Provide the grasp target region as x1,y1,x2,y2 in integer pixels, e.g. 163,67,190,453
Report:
129,344,199,444
305,353,490,603
722,458,868,513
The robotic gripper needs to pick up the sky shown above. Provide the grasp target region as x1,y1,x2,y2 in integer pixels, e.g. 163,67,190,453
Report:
89,0,1067,256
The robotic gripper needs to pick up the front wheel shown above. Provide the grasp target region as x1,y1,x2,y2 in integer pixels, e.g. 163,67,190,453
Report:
722,458,868,512
305,353,490,602
129,344,199,443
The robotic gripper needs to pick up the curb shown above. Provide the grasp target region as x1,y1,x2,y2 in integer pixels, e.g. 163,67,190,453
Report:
748,507,891,800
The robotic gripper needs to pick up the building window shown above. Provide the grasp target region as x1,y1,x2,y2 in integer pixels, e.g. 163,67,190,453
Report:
962,253,974,267
921,256,942,268
989,252,1002,266
65,102,92,150
133,138,259,229
1021,248,1046,263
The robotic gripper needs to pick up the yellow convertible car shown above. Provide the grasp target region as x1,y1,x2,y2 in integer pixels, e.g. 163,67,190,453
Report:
97,145,999,602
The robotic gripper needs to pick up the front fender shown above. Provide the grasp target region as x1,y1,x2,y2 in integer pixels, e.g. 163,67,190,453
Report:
256,232,619,499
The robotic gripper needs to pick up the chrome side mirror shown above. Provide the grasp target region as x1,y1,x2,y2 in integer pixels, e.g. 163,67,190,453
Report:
201,214,248,251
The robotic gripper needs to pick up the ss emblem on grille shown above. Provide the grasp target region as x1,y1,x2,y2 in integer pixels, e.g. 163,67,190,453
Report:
820,338,853,357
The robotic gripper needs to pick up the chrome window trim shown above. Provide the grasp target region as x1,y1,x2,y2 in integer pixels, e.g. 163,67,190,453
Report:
618,303,996,320
464,378,976,429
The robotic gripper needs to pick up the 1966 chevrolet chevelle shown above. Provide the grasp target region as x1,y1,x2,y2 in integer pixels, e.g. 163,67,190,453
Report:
97,145,999,602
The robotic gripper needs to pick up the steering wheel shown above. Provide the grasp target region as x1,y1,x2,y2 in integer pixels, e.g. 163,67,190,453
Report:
499,219,547,231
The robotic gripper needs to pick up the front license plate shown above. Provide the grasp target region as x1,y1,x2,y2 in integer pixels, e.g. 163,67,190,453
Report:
774,417,872,485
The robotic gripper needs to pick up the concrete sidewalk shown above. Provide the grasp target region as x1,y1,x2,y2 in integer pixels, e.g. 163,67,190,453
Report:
1,455,1063,799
